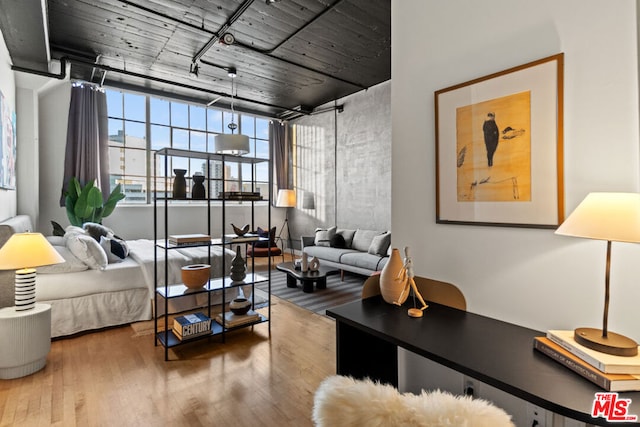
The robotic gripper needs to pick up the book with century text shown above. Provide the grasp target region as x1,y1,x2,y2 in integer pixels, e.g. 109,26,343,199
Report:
547,330,640,374
534,337,640,391
173,312,212,340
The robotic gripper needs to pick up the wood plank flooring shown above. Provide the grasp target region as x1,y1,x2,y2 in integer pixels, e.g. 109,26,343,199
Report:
0,287,336,426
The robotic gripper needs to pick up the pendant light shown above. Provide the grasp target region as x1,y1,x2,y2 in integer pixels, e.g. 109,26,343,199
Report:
214,68,250,155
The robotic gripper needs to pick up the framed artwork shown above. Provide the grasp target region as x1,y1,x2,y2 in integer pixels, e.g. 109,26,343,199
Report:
0,90,16,190
435,53,564,228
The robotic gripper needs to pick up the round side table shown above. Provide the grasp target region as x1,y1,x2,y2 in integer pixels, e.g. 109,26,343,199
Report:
0,303,51,379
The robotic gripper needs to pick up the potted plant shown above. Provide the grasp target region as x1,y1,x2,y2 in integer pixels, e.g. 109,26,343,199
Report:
52,177,125,235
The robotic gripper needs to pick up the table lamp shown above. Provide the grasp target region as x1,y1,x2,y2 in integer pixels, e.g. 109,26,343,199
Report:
555,192,640,356
0,233,65,311
276,189,296,258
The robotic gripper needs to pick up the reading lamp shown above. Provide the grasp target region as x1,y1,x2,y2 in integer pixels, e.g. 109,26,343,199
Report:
555,192,640,356
0,233,65,311
276,189,296,258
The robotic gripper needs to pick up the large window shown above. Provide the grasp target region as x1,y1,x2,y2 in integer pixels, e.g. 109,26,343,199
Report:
106,89,270,203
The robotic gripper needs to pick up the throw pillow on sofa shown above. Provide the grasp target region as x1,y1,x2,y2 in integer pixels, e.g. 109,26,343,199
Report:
330,234,346,248
315,226,337,247
66,233,108,270
336,229,356,248
368,232,391,256
352,229,383,252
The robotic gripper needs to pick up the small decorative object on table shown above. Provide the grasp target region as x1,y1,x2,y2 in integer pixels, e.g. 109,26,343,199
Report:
181,264,210,289
308,256,320,272
229,297,251,315
230,245,246,282
394,246,428,318
173,169,187,199
191,173,205,199
231,223,250,236
301,252,308,272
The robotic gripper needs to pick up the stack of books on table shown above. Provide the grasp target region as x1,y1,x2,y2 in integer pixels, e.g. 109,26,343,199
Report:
168,233,211,246
215,310,261,328
173,312,212,341
534,330,640,391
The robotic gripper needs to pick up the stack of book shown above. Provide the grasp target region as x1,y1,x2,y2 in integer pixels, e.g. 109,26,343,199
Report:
173,312,212,341
168,233,211,246
534,330,640,391
223,233,260,243
218,191,263,201
215,310,261,328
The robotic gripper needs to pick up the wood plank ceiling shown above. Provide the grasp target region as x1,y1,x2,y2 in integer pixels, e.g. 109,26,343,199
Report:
1,0,391,118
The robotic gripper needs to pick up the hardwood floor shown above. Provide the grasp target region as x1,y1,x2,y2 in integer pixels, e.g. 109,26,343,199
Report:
0,279,336,426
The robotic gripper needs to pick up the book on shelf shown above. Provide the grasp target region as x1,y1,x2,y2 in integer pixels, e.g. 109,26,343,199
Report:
173,312,212,340
547,330,640,374
168,233,211,245
218,191,263,200
534,337,640,392
215,310,261,328
223,233,260,243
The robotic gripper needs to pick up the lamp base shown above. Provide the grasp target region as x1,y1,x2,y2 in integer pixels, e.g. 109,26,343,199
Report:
574,327,638,357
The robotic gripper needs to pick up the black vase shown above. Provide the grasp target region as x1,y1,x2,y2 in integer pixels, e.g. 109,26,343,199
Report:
192,174,206,199
173,169,187,199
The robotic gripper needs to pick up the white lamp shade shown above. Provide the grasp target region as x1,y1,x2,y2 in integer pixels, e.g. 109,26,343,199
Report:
0,233,65,270
555,192,640,243
214,134,250,155
276,189,296,208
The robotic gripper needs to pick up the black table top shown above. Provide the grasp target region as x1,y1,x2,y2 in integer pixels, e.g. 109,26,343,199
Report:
327,297,640,426
275,262,338,279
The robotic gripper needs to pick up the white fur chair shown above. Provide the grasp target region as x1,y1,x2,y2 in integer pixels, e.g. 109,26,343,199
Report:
312,375,515,427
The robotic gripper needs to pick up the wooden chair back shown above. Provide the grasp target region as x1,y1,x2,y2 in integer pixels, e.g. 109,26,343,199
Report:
361,274,466,311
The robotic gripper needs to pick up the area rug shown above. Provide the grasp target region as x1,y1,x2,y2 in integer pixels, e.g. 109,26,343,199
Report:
255,270,365,314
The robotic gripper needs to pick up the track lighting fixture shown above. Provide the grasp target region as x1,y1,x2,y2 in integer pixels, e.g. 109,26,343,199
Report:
227,67,237,78
189,62,199,78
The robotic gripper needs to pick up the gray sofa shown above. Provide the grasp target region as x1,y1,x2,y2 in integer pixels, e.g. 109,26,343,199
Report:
301,227,390,277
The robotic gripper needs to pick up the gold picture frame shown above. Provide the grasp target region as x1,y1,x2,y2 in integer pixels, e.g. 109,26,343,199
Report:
435,53,564,228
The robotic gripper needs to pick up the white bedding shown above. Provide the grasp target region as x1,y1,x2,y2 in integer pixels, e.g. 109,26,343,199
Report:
35,238,236,337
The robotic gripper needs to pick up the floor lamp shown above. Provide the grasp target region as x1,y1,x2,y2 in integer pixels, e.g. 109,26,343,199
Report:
276,189,296,258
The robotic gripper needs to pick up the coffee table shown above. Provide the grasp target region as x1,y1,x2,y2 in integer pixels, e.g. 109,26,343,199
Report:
276,262,340,293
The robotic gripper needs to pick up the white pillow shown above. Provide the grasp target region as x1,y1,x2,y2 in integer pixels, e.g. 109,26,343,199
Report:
100,235,125,263
66,233,108,270
315,226,337,247
37,246,89,274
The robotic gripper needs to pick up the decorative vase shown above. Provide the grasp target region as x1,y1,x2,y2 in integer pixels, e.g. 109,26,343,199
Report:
173,169,187,199
301,252,308,272
181,264,210,289
308,256,320,272
380,248,407,304
230,245,247,282
191,174,205,199
229,297,251,315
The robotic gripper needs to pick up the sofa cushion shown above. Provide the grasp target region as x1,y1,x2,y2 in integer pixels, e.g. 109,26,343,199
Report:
337,229,356,248
330,233,346,248
368,232,391,256
340,252,387,271
315,226,337,247
66,233,108,270
351,229,384,252
304,246,357,263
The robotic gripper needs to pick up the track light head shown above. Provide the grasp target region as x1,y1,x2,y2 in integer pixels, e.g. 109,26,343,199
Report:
189,62,199,78
227,67,237,78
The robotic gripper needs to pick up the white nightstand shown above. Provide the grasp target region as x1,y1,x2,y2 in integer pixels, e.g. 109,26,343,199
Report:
0,303,51,379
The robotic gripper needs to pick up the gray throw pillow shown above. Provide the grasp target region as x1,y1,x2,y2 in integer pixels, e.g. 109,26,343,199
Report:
352,229,381,252
314,226,337,247
368,232,391,256
337,229,356,248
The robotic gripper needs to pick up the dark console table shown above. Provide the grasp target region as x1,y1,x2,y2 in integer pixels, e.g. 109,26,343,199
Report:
326,296,640,426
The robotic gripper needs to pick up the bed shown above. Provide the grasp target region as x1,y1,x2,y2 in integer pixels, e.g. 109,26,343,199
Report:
0,215,236,338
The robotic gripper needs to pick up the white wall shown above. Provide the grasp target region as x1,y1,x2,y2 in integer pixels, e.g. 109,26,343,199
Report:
0,27,16,220
392,0,640,340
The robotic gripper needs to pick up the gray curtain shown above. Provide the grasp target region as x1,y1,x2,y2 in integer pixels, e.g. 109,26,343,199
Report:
271,120,290,193
60,83,110,206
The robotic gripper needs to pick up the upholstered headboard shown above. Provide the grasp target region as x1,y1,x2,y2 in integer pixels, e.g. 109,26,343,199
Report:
0,215,34,308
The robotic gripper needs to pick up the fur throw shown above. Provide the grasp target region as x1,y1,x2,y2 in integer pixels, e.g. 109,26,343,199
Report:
312,375,515,427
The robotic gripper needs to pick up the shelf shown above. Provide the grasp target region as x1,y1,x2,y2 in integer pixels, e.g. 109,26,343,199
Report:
156,321,224,348
156,274,269,299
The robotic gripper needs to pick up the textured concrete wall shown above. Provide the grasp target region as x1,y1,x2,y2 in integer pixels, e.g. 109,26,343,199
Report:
290,80,391,247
